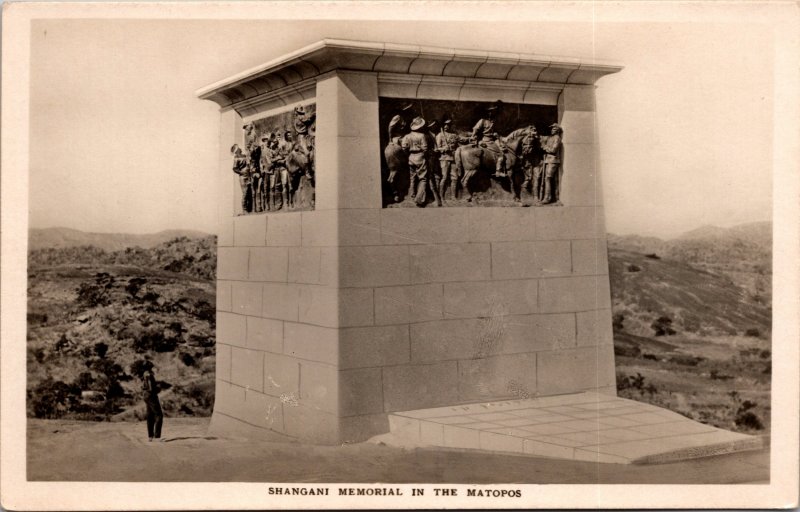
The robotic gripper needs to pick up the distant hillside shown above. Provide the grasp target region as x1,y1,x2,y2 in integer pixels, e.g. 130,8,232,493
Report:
29,235,217,281
609,248,770,337
608,221,771,268
609,221,771,306
29,227,212,251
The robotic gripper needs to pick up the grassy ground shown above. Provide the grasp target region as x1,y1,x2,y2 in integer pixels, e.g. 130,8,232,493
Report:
615,331,771,434
27,418,769,484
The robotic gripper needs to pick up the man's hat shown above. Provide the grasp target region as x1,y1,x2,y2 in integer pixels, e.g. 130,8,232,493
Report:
410,116,426,131
230,144,239,153
427,120,438,130
261,135,270,141
294,106,306,115
401,102,414,112
549,123,563,133
284,130,292,135
443,118,452,125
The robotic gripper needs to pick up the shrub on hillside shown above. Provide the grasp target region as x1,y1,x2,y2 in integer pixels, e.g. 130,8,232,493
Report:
30,378,82,419
651,316,677,336
612,313,625,331
617,372,658,396
76,273,116,308
94,342,109,358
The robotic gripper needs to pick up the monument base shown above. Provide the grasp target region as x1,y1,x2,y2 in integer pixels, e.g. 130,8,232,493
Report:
375,392,764,464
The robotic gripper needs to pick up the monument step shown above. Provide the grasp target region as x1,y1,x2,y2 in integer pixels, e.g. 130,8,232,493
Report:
376,392,764,465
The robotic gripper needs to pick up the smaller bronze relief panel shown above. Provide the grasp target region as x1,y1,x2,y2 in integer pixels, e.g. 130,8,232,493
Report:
380,98,562,208
231,104,316,214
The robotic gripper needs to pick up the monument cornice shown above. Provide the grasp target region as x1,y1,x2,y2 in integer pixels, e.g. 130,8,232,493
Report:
196,38,623,110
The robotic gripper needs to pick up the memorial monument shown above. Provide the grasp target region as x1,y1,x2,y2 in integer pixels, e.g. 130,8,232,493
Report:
197,39,622,444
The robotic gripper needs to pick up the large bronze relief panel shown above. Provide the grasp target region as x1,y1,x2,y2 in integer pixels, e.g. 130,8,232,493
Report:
231,104,316,214
380,98,562,208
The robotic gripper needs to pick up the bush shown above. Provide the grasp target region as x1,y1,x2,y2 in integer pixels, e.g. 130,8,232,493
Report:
30,378,82,419
669,354,705,366
651,316,677,336
612,313,625,331
626,264,642,272
130,359,153,379
617,372,658,395
735,411,764,430
709,369,734,380
94,342,109,358
745,328,761,338
54,333,71,353
27,312,48,325
614,344,641,358
125,277,147,298
76,273,116,308
75,371,95,390
730,395,764,430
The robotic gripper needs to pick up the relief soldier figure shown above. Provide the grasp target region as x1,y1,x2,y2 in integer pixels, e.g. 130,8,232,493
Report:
472,103,499,144
384,128,407,204
456,135,484,203
247,140,265,212
259,135,276,211
436,118,460,200
231,143,252,213
537,123,563,204
401,117,430,207
293,106,316,177
426,120,443,207
267,135,291,210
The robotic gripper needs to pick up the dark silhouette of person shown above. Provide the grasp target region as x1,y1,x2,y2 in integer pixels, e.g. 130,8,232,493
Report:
141,363,163,442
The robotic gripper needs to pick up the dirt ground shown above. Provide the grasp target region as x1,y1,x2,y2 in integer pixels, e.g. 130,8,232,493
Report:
27,418,769,484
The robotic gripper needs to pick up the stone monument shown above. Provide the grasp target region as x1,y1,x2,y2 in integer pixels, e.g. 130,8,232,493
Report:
197,39,623,444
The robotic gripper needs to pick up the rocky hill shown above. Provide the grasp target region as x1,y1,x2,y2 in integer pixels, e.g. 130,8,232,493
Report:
608,248,770,338
608,221,771,306
27,231,217,421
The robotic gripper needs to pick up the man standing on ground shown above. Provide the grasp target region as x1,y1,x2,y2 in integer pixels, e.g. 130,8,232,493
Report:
141,362,163,442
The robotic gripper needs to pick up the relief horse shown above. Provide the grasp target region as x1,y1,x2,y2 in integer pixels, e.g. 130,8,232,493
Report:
469,131,528,201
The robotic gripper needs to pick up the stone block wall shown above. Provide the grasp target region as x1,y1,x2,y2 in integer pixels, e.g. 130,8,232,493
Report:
333,205,615,422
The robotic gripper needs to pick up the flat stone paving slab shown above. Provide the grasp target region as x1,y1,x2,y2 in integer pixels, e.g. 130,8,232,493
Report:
382,392,764,464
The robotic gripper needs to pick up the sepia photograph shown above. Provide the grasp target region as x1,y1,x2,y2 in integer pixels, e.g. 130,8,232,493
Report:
2,1,798,509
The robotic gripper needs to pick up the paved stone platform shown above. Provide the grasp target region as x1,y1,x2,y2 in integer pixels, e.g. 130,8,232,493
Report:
379,392,764,464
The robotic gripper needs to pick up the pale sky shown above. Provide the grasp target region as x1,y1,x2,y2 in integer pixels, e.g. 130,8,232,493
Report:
28,16,774,239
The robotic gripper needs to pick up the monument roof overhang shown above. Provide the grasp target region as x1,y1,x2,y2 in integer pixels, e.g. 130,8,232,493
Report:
196,38,624,109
